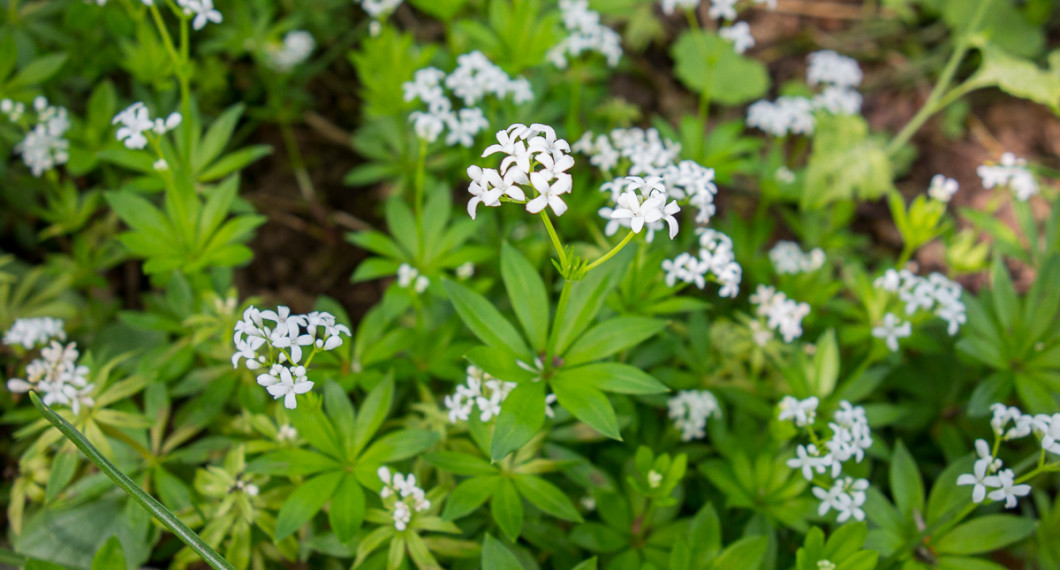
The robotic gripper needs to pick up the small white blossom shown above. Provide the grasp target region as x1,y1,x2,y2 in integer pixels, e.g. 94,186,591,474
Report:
548,0,622,69
708,0,737,20
720,22,754,54
659,0,697,15
778,395,818,427
256,364,314,409
176,0,223,30
928,174,959,202
977,153,1038,201
769,241,826,275
647,470,663,488
3,318,66,349
986,469,1031,509
667,390,720,441
267,30,315,73
806,50,862,89
872,313,912,352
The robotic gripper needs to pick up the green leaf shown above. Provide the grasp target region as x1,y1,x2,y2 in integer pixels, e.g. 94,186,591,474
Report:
45,452,78,502
359,429,439,466
553,259,626,356
926,456,975,525
890,440,925,519
811,329,840,397
481,533,524,570
803,115,893,208
444,279,531,357
246,448,343,478
513,474,583,522
193,104,245,173
711,535,768,570
274,470,344,540
552,379,621,440
492,478,524,541
933,514,1036,555
352,375,394,458
198,146,271,182
105,191,173,238
329,474,365,543
571,523,627,553
423,451,496,476
990,256,1019,333
491,381,546,461
935,556,1008,570
559,362,668,395
442,476,501,521
465,345,537,384
501,242,550,351
323,381,356,461
562,317,668,367
689,503,722,560
7,54,67,89
671,30,769,105
288,399,343,460
90,536,126,570
570,559,599,570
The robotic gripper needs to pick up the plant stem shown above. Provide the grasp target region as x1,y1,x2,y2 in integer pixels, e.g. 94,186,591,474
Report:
585,230,635,272
684,7,714,125
178,16,193,165
885,0,993,157
539,211,568,270
279,117,316,205
414,138,427,249
29,392,235,570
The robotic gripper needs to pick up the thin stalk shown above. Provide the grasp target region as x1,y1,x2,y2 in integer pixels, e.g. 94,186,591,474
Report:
885,0,993,157
29,392,235,570
414,138,427,247
279,117,316,204
179,16,193,165
547,279,573,358
585,230,635,272
539,211,568,270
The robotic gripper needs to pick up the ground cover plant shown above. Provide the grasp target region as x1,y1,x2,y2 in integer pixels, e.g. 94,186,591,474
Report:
0,0,1059,568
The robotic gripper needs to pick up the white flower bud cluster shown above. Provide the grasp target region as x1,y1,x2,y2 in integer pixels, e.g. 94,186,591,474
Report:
874,269,966,342
266,30,316,73
953,403,1060,508
7,97,71,177
751,285,809,342
576,128,719,228
112,102,182,150
769,241,826,275
397,263,430,294
661,228,742,297
232,306,350,409
748,51,863,136
547,0,622,69
378,467,430,531
927,174,959,203
667,389,721,441
779,399,872,523
403,53,532,147
467,123,573,218
3,317,66,350
443,366,557,423
977,152,1039,202
7,340,94,415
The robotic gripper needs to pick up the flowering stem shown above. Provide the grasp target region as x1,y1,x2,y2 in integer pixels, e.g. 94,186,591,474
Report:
585,230,635,272
28,392,236,570
884,0,993,157
539,211,569,270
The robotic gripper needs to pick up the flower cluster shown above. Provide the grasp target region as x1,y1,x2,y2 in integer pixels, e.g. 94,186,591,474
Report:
781,399,872,522
443,366,557,423
266,30,315,73
601,176,682,239
378,467,430,531
953,403,1059,508
769,241,826,275
577,128,718,226
719,22,755,54
873,268,966,346
6,97,71,177
467,123,573,218
871,313,911,352
231,306,350,409
403,54,531,147
112,102,182,150
7,341,94,415
977,152,1039,202
176,0,222,30
747,51,862,136
927,174,959,203
751,286,809,343
3,317,66,350
661,228,742,297
548,0,622,69
667,390,721,441
397,263,430,294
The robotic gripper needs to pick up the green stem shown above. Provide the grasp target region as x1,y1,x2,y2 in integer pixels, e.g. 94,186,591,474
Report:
29,392,235,570
885,0,993,157
179,16,193,165
540,211,568,270
7,0,18,23
414,138,427,250
547,279,573,358
585,230,635,272
684,7,714,124
279,116,316,204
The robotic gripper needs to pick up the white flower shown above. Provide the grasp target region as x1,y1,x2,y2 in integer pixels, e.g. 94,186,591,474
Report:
667,390,720,441
977,153,1038,201
9,341,94,414
177,0,223,30
267,30,316,73
986,469,1031,509
770,241,826,274
956,457,998,504
813,477,867,522
550,0,623,68
277,424,298,442
708,0,738,20
872,313,912,352
456,262,475,280
747,97,816,137
526,171,572,216
928,174,958,202
112,102,154,149
787,444,832,481
647,470,663,488
719,22,754,54
443,368,517,424
152,112,182,135
610,181,681,239
806,51,862,88
778,395,818,427
3,317,66,349
409,110,449,143
813,86,862,115
755,290,810,342
990,403,1032,440
257,364,314,409
359,0,402,19
659,0,697,15
15,101,71,177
